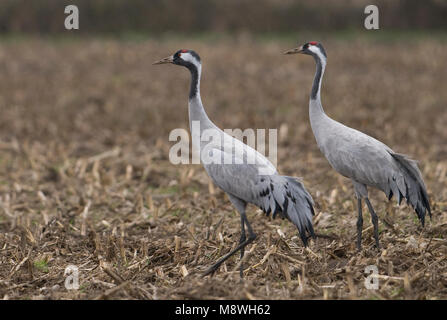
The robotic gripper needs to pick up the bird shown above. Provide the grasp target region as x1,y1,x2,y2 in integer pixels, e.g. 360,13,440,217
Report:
284,41,431,250
153,49,315,276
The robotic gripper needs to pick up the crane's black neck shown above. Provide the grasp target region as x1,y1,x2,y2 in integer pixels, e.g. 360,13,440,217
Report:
185,63,200,100
186,61,216,133
311,54,325,101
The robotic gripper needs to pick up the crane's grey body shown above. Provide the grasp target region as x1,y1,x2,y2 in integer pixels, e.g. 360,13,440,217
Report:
310,99,428,210
155,49,315,276
286,42,431,249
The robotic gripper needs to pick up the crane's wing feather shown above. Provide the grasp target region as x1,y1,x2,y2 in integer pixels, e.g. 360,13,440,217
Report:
389,152,431,224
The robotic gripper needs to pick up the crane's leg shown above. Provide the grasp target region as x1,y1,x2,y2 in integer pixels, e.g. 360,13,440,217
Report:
356,198,363,251
202,206,256,277
239,215,246,278
365,198,380,249
353,181,368,251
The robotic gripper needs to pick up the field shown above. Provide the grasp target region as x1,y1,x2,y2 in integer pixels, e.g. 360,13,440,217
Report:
0,35,446,300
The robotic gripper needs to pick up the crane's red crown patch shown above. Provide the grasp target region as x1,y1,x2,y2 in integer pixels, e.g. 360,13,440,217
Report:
309,41,318,45
180,49,188,53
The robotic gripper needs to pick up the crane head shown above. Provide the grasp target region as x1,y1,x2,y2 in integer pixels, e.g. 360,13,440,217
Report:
153,49,201,70
283,42,327,59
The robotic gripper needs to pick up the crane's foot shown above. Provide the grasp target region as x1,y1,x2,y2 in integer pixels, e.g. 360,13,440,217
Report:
356,231,363,252
374,239,381,250
202,264,220,278
202,259,245,278
356,242,362,252
356,198,363,252
202,234,256,278
372,220,380,249
239,263,244,279
239,233,246,279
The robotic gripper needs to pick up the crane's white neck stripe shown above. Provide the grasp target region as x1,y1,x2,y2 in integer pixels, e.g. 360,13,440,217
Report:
180,52,201,69
196,64,201,90
308,46,327,67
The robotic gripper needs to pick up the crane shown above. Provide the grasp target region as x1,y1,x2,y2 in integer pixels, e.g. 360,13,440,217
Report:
284,42,431,250
153,49,315,276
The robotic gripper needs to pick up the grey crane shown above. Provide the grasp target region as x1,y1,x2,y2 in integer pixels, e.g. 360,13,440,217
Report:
153,49,315,276
284,42,431,250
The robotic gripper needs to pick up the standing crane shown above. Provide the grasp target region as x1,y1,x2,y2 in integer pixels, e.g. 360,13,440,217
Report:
284,42,431,250
153,50,315,276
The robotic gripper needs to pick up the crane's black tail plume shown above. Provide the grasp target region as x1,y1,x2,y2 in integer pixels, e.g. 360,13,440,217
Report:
258,175,315,245
388,152,431,226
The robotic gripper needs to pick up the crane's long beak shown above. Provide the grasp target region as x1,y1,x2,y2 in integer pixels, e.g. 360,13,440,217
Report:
152,55,174,65
283,46,304,55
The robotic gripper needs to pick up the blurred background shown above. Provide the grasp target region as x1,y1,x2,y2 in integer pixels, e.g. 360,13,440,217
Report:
1,0,447,34
0,0,446,299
